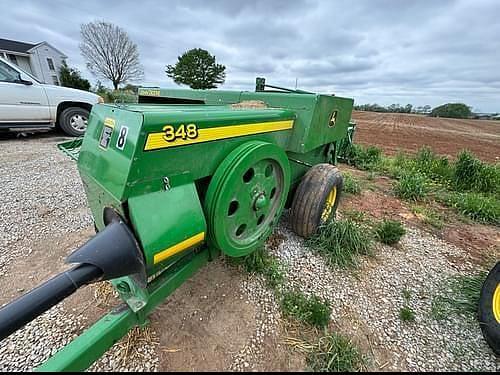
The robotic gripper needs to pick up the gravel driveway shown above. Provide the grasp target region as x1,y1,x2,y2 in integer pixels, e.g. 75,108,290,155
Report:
0,133,498,371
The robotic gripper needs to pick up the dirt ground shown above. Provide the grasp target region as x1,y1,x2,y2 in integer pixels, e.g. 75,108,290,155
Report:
352,111,500,162
342,167,499,266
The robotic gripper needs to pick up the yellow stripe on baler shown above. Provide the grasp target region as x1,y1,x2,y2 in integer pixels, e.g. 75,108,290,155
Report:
153,232,205,264
144,120,294,151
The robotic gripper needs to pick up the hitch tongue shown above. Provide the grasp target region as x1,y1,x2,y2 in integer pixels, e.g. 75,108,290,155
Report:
0,221,144,341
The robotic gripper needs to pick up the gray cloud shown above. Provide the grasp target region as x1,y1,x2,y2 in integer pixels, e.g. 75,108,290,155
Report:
1,0,499,111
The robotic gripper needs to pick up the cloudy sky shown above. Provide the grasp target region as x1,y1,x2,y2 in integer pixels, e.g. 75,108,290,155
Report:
1,0,499,111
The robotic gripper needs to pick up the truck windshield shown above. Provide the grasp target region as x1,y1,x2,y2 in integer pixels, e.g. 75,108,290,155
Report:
0,58,41,83
0,60,21,82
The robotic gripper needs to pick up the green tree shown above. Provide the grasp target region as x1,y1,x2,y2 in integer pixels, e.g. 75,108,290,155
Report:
166,48,226,89
59,61,91,91
430,103,472,119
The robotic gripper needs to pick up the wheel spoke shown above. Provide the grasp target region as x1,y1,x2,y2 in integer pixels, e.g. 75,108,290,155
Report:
261,176,278,199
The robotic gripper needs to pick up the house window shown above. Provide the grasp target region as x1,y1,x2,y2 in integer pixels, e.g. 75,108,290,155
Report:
7,54,18,65
52,75,59,85
47,58,55,71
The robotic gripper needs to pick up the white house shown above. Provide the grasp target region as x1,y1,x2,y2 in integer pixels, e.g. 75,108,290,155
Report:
0,37,67,85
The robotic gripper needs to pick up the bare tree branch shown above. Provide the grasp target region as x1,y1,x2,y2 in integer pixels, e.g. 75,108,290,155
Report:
80,21,144,90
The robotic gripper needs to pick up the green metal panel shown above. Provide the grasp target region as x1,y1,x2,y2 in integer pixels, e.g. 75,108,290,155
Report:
78,105,143,201
140,88,354,154
128,183,207,271
240,91,354,153
127,105,295,197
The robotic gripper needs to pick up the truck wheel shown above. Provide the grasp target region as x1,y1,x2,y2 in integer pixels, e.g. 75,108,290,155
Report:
59,107,90,137
290,163,343,238
478,261,500,355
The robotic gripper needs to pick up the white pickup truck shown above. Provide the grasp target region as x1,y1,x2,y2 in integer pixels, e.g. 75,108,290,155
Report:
0,56,102,136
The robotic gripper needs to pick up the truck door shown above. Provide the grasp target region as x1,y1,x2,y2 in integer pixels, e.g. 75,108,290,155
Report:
0,59,50,123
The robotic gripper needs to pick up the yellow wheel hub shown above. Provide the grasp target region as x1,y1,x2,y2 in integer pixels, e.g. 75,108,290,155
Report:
321,186,337,222
493,284,500,323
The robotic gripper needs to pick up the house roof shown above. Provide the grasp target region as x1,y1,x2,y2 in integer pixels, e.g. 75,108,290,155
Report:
30,41,67,58
0,38,67,58
0,38,37,53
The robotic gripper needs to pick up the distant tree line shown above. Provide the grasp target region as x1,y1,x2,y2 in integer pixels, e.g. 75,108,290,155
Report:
354,102,481,119
354,103,431,114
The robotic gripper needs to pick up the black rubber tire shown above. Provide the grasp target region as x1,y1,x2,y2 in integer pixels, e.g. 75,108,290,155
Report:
478,261,500,356
58,107,90,137
290,163,343,238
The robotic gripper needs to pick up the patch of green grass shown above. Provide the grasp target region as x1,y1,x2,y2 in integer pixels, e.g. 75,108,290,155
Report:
400,289,416,322
366,171,377,181
345,144,383,171
411,205,445,229
430,296,448,321
448,273,488,314
453,150,500,194
431,272,488,320
381,152,408,179
306,333,365,372
402,288,412,301
393,172,428,201
307,219,373,268
342,172,362,195
399,306,416,322
374,219,406,245
229,247,285,288
413,146,454,183
341,209,368,223
441,192,500,225
349,145,500,226
281,291,331,328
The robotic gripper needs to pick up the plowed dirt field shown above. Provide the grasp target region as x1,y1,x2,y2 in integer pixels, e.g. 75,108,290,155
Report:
352,111,500,162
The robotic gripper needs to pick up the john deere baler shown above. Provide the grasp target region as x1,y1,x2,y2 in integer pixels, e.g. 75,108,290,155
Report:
0,79,355,371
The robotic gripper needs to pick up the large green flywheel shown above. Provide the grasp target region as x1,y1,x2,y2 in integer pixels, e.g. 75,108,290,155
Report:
205,141,291,257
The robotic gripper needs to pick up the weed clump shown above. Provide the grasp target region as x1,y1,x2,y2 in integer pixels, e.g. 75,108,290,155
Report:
307,219,373,268
229,247,284,288
431,272,488,320
394,172,428,201
411,205,445,229
400,306,416,322
400,289,416,322
441,192,500,225
345,144,382,171
375,220,406,245
453,150,500,194
342,172,362,195
281,292,331,328
306,333,365,372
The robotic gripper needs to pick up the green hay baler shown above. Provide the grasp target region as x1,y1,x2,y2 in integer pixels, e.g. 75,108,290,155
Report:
0,79,356,370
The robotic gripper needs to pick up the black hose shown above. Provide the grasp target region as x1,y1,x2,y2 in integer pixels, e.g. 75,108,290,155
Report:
0,263,102,341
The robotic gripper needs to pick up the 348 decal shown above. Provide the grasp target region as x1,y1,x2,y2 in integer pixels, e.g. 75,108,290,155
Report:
162,124,198,142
